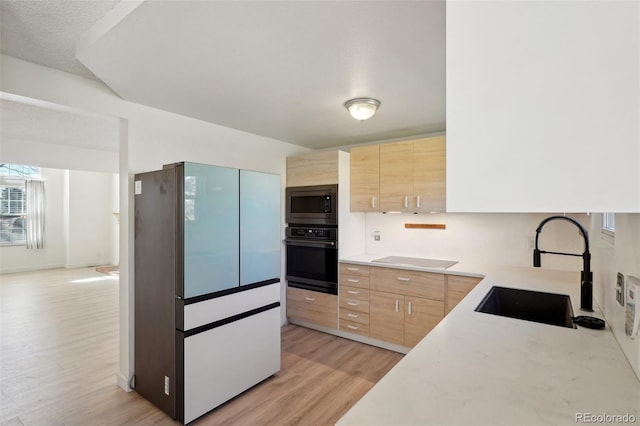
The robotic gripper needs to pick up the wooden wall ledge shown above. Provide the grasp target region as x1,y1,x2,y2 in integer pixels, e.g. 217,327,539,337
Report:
404,223,446,230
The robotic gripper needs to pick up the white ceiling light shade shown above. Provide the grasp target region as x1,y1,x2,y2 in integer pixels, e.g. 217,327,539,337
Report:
345,97,381,121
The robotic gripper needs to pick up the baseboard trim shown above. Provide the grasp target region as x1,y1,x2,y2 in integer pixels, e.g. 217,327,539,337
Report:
117,373,132,392
65,261,111,269
0,263,64,274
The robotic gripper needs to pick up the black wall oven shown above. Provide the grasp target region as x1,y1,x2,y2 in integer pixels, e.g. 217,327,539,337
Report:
285,226,338,295
286,184,337,226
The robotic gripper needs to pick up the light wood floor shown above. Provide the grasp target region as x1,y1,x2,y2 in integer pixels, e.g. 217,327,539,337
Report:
1,268,403,425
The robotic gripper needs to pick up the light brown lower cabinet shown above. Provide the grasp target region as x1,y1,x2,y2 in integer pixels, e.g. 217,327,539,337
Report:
404,296,445,347
446,275,483,314
287,287,337,329
369,291,405,345
294,262,483,351
338,284,370,337
369,291,444,347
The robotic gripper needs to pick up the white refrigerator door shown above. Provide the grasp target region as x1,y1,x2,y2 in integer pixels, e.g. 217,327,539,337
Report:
183,307,281,423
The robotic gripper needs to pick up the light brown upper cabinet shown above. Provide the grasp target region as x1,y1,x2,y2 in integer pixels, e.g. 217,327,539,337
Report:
350,144,380,211
286,150,339,187
380,141,414,212
350,136,446,212
412,136,446,213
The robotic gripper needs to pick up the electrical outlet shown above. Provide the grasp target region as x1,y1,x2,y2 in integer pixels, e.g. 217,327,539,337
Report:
373,231,381,241
164,376,170,396
527,236,535,250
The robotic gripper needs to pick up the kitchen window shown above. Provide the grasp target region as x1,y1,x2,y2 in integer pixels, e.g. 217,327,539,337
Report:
0,164,41,246
603,213,615,233
601,213,615,245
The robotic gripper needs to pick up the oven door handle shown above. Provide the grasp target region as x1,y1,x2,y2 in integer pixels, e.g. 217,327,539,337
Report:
285,239,337,248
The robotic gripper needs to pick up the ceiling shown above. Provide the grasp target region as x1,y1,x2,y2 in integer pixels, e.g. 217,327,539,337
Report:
0,0,119,81
0,0,445,150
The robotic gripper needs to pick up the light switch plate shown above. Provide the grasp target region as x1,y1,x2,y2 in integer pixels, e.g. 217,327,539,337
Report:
616,272,625,306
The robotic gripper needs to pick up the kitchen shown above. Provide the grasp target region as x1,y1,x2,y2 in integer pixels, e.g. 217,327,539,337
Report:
1,0,639,425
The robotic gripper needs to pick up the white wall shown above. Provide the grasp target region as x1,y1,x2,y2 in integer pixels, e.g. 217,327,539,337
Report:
65,170,114,268
446,0,640,212
1,137,118,174
592,213,640,379
0,54,311,391
364,213,590,272
338,151,366,258
111,173,119,266
0,168,66,273
0,168,117,273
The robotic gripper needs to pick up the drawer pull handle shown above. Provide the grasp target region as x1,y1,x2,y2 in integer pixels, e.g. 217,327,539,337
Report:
347,325,359,330
305,297,316,302
347,302,359,306
347,290,359,295
347,279,360,283
347,267,359,272
397,277,411,282
348,313,359,318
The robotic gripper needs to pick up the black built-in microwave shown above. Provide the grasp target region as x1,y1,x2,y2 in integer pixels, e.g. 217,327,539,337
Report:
285,184,338,226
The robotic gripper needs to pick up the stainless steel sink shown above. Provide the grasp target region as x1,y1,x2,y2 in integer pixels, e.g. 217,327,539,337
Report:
372,256,458,269
475,286,576,329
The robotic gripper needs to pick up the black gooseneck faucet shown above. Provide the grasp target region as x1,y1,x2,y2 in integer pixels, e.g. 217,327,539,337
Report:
533,215,593,312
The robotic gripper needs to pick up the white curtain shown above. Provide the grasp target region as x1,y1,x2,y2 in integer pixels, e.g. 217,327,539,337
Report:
26,180,45,249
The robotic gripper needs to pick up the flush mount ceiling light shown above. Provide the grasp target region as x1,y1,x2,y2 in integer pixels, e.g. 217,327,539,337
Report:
345,97,381,121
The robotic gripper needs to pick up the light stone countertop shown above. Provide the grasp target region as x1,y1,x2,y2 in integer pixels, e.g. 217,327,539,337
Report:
337,255,640,426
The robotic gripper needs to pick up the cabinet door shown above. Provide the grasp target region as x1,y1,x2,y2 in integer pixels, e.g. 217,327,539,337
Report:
240,170,281,286
350,145,380,211
379,141,413,212
183,163,239,298
370,291,404,345
286,151,339,187
404,297,444,347
446,275,482,314
413,136,446,213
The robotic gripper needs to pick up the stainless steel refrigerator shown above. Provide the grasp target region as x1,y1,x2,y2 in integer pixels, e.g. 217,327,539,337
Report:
134,162,281,423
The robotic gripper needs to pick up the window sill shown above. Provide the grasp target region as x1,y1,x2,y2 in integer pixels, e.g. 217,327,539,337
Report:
0,242,26,247
601,229,615,247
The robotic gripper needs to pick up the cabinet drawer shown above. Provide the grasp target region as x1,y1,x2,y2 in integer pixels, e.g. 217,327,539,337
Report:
339,319,370,337
339,274,370,289
286,287,337,329
339,309,370,325
339,285,370,302
340,263,370,278
371,267,444,300
339,296,369,314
